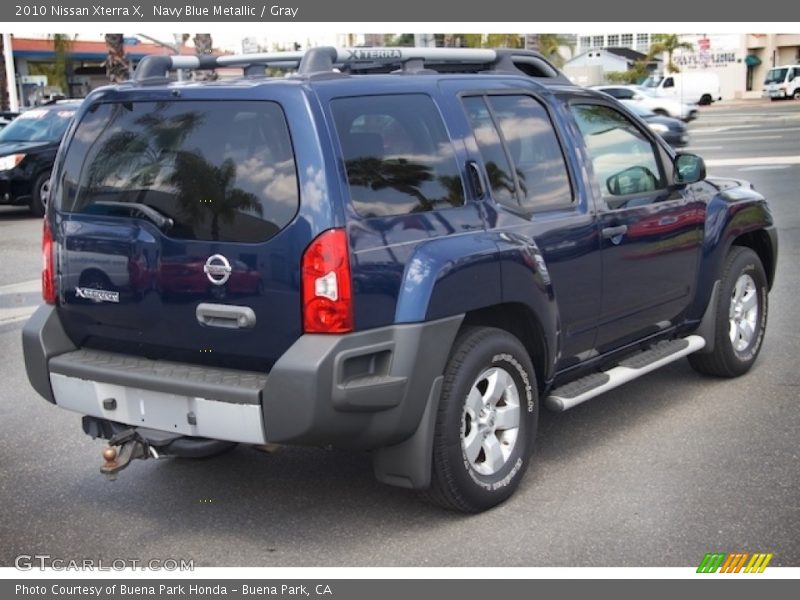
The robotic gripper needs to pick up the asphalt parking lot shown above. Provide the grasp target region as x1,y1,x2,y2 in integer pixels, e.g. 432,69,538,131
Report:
0,100,797,568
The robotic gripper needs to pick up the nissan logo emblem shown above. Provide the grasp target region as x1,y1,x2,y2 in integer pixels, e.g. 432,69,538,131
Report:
204,254,232,286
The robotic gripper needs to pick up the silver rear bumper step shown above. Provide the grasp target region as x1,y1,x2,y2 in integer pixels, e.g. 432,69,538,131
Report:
546,335,706,412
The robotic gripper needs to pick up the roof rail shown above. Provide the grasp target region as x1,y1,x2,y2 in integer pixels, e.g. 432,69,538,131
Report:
133,46,569,83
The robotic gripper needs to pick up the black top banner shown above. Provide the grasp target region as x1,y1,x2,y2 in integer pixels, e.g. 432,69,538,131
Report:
1,0,792,22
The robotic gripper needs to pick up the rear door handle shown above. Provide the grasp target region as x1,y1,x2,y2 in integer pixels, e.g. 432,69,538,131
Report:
602,225,628,240
467,160,485,199
196,303,256,329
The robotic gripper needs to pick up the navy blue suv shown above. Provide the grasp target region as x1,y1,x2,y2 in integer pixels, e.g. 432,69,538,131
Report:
23,48,777,512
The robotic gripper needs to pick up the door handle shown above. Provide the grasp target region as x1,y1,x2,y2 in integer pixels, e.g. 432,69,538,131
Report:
467,161,485,199
196,303,256,329
602,224,628,240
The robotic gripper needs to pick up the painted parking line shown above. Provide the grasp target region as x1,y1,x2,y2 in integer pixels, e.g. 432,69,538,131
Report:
0,278,41,328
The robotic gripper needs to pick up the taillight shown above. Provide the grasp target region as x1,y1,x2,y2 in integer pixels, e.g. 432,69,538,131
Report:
301,229,353,333
42,220,56,304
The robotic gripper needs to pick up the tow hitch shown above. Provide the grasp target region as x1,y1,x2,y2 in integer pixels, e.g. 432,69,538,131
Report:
100,428,160,480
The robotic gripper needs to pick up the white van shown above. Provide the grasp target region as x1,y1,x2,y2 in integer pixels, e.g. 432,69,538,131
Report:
762,65,800,100
642,72,721,105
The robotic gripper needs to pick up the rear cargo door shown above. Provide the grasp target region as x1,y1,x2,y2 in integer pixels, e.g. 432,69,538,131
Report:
54,99,304,370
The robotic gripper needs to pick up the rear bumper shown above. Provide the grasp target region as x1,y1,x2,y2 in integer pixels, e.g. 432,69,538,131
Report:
23,305,462,449
0,170,33,204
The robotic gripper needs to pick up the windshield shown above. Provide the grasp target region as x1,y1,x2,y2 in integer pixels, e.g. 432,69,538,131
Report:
764,68,788,84
0,108,76,143
642,76,662,88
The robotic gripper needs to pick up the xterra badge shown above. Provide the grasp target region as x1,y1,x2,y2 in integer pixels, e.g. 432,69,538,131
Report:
75,287,119,303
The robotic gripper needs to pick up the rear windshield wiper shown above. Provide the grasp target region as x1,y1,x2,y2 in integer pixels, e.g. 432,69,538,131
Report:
93,201,175,231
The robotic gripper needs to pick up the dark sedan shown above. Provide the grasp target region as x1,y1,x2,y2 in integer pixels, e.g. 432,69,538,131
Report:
0,100,80,216
621,99,689,148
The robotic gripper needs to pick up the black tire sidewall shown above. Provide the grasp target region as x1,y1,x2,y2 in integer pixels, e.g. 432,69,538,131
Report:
715,248,768,374
438,329,538,511
30,172,50,217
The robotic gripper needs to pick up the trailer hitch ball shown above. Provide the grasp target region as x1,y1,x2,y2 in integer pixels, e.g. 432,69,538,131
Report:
99,429,150,480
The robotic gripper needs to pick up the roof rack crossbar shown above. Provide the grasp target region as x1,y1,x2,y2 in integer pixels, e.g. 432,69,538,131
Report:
133,47,568,82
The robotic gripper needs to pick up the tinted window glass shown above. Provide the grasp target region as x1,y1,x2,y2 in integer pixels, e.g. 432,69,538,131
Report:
58,101,298,243
462,96,516,207
331,94,464,218
571,104,664,200
488,95,572,211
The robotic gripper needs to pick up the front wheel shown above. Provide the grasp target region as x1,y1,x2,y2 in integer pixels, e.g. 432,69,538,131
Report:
689,247,768,377
423,327,538,513
30,172,51,217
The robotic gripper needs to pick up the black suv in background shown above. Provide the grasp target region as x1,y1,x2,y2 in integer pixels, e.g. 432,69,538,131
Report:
0,100,80,216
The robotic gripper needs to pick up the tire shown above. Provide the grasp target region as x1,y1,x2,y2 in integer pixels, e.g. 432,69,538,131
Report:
699,94,713,106
689,247,768,377
422,327,538,513
653,109,668,117
30,172,51,218
793,89,800,100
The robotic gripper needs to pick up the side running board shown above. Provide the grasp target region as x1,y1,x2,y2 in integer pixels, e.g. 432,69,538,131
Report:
546,335,706,412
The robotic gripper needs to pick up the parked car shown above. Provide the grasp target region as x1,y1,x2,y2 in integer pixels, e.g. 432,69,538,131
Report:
23,48,777,513
621,100,689,148
591,84,698,121
0,111,19,130
0,100,80,216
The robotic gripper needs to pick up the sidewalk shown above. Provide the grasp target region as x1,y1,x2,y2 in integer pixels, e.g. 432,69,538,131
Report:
701,97,796,110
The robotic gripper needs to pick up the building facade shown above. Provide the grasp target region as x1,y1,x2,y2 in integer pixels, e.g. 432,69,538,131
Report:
574,31,800,99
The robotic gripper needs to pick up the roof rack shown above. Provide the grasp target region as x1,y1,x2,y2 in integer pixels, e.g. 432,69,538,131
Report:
134,46,570,84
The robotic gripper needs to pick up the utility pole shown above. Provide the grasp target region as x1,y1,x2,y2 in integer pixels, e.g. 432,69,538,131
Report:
2,33,19,111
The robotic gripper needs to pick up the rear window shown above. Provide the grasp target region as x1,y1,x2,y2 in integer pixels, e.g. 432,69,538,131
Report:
330,94,464,218
58,100,299,243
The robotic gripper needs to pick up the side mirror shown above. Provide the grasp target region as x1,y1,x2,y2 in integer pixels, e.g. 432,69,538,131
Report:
674,153,706,185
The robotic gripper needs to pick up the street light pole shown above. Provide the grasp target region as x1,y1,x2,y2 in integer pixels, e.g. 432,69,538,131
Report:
2,33,19,111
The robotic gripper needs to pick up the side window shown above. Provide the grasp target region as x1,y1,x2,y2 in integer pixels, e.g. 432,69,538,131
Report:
462,96,517,207
464,94,573,212
330,94,464,218
611,88,633,99
663,77,675,88
570,104,665,202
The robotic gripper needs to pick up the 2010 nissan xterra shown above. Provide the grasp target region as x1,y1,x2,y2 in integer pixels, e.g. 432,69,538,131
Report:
23,47,777,512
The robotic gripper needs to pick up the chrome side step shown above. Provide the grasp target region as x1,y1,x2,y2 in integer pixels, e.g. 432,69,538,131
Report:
546,335,706,412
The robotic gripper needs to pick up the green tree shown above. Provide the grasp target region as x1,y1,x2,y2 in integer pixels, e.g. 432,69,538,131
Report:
28,34,73,94
606,58,652,84
649,34,693,74
536,34,573,67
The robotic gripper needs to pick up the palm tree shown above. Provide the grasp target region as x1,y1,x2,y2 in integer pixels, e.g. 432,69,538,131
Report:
536,34,572,67
103,34,129,82
168,153,262,241
192,34,218,81
649,34,693,74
